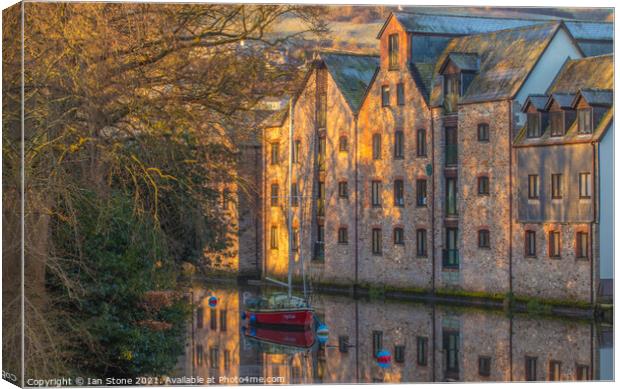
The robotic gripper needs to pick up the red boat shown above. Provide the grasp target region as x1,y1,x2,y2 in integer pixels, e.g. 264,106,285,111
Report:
245,293,314,328
244,326,315,348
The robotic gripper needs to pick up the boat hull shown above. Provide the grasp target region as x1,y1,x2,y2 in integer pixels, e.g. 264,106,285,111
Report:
244,326,315,349
246,309,314,328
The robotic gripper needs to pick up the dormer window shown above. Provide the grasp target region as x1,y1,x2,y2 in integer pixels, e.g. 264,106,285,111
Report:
443,74,460,113
388,34,399,69
577,108,592,134
526,113,541,138
549,111,564,137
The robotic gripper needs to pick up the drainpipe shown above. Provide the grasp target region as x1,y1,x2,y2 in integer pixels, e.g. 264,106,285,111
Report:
590,141,596,305
261,127,267,279
354,115,359,287
508,101,513,295
430,110,436,293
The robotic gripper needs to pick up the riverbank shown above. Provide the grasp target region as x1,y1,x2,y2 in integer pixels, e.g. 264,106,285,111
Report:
184,272,612,323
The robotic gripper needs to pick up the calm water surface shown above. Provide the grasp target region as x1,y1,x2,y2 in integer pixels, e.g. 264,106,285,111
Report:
174,284,613,383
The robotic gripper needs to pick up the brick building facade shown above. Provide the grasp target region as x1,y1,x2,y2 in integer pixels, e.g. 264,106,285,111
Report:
261,12,613,304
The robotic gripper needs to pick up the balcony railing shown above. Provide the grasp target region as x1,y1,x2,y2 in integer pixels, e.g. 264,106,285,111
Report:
445,144,457,166
314,242,325,261
442,249,459,269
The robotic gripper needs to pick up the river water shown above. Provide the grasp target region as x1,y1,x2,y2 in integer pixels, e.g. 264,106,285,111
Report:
173,283,613,384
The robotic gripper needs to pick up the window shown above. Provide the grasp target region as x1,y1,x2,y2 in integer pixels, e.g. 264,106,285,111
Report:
525,230,536,257
210,308,217,330
417,337,428,366
394,345,405,363
444,74,460,97
291,183,299,207
478,176,490,195
338,227,348,244
446,177,457,215
549,360,561,381
416,179,427,206
372,228,382,255
219,309,227,332
317,94,327,128
528,175,539,199
196,345,204,366
388,34,399,69
394,179,404,206
197,307,204,329
550,111,564,136
527,113,541,138
372,330,383,356
292,228,299,252
271,183,279,206
549,231,561,258
270,143,279,164
579,172,591,198
339,136,348,152
372,133,382,160
576,232,588,259
479,356,491,377
209,347,219,369
371,180,382,207
338,336,349,353
551,174,563,199
270,226,278,249
394,130,404,159
318,136,326,171
317,181,325,216
416,229,427,257
525,356,537,381
381,85,390,107
478,229,490,248
576,365,590,381
478,123,489,142
417,129,427,156
444,331,460,374
293,140,301,163
338,181,348,199
577,108,592,134
224,349,230,371
396,83,405,105
393,227,404,245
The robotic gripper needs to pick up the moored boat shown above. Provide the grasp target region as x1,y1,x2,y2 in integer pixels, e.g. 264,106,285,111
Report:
244,293,314,328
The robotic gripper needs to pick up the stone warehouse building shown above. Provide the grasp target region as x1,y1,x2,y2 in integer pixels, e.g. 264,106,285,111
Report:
261,12,613,304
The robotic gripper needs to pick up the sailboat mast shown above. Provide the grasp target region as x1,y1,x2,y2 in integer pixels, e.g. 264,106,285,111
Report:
287,101,294,299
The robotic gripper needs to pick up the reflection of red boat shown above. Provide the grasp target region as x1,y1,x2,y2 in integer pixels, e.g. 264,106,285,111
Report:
245,326,315,348
245,293,314,328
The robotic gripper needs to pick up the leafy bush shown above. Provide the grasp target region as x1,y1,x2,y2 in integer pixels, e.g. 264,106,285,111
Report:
49,192,190,377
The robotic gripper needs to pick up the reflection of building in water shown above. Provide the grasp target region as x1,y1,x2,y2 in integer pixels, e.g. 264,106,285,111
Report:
178,287,610,383
181,287,263,384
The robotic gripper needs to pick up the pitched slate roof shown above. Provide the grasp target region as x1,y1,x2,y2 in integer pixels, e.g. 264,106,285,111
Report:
547,55,613,94
523,94,549,112
441,52,480,72
576,89,613,107
547,93,575,109
318,51,379,113
430,23,565,106
390,12,542,36
385,12,612,41
563,21,613,42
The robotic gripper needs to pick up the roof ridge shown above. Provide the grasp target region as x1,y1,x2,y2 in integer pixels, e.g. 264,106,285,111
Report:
317,49,379,58
395,10,612,25
449,20,561,40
